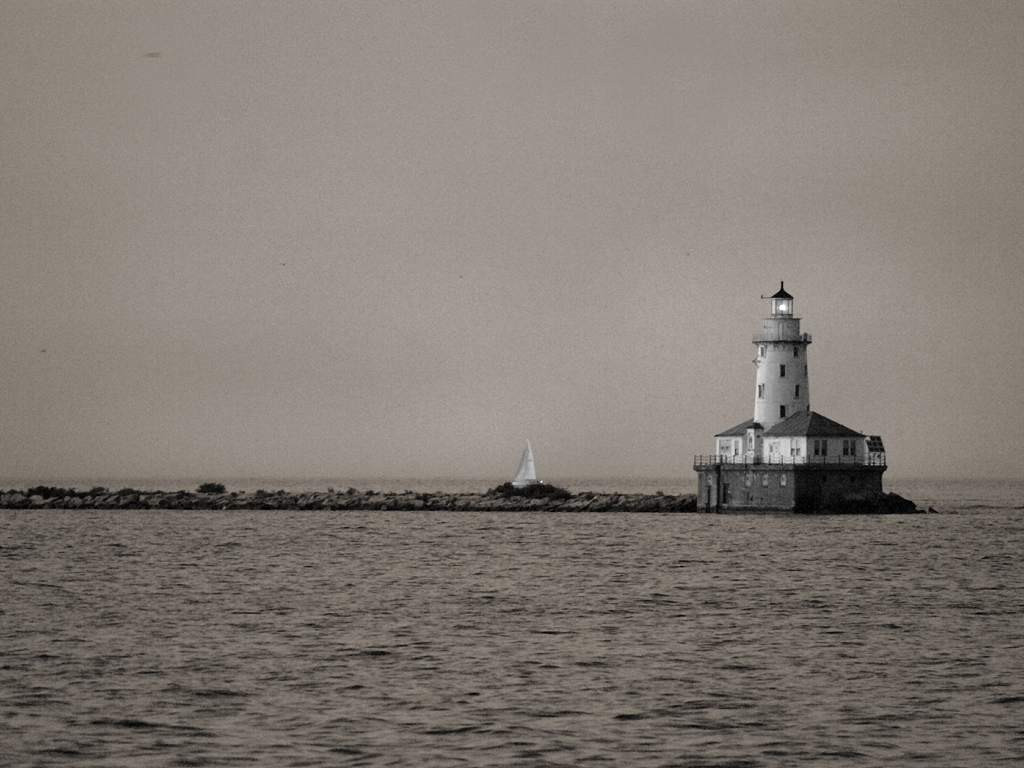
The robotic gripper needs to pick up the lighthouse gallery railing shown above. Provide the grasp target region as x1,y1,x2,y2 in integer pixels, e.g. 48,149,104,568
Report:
693,453,886,468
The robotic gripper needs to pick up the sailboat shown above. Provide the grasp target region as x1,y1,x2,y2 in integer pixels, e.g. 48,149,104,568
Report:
511,441,539,487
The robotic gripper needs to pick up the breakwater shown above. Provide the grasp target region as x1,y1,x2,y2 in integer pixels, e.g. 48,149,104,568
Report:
0,485,923,512
0,486,698,512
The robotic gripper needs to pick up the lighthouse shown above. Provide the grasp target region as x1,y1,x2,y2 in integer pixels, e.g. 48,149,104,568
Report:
694,284,888,513
753,282,811,430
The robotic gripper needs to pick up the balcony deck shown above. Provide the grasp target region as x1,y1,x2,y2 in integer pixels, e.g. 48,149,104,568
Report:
752,331,813,343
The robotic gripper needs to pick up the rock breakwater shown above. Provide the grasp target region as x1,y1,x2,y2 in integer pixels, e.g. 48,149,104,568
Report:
0,486,699,512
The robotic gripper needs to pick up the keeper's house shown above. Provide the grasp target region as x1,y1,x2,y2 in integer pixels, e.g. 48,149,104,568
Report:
694,284,887,513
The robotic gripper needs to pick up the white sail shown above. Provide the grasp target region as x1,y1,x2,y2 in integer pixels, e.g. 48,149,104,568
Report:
511,440,539,487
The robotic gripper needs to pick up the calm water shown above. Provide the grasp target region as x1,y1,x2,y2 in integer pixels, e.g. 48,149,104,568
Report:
3,480,1023,767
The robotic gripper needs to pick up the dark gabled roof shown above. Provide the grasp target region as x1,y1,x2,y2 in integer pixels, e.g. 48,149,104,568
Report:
715,418,761,437
770,281,793,299
763,411,863,438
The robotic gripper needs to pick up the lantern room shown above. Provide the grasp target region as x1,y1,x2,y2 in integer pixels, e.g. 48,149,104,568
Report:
770,282,794,317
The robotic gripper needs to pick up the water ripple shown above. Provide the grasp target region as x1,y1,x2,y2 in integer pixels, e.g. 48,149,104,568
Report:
1,507,1023,766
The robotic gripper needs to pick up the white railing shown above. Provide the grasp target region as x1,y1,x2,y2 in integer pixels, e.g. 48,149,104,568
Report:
752,331,813,343
694,453,886,468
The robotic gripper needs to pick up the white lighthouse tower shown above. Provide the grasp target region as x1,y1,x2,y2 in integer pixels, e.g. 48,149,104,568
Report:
753,282,811,430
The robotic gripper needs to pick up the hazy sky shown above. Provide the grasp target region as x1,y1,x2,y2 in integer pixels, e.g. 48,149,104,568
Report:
3,0,1023,482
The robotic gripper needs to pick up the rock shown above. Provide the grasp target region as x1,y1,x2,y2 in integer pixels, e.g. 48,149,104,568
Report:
876,492,921,514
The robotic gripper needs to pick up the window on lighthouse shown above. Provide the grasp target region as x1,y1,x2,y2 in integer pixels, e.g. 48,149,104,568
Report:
780,364,786,378
780,405,787,418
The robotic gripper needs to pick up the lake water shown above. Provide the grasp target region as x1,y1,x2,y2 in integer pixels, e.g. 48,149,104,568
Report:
3,479,1023,767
